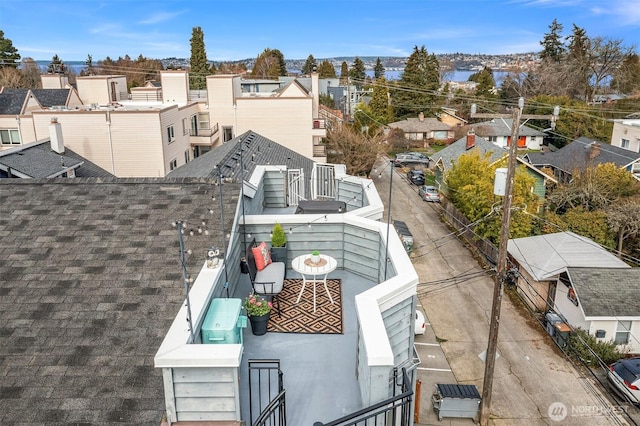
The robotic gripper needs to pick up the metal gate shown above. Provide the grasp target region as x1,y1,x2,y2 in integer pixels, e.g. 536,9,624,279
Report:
287,169,305,206
313,164,336,200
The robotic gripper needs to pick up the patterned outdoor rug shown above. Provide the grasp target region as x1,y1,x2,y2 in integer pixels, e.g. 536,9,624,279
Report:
267,278,343,334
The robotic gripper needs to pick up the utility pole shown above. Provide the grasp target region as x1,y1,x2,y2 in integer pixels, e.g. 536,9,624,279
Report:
479,97,523,426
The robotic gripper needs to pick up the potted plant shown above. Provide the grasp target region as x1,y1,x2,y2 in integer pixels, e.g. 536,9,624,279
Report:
311,250,320,264
243,292,272,336
270,222,287,263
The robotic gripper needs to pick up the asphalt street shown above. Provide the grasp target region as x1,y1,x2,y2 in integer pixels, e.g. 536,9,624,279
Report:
373,157,634,426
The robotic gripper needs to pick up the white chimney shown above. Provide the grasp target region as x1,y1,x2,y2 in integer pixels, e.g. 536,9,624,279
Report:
311,67,319,120
49,117,65,154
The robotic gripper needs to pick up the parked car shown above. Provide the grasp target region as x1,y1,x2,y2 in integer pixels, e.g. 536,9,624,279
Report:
415,310,426,335
419,185,440,202
394,152,430,167
406,170,425,185
608,357,640,404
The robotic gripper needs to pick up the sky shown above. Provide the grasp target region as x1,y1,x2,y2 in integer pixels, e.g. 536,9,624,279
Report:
1,0,639,62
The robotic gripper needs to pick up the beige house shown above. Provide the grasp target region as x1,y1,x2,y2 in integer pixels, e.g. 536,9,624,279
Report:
386,112,453,143
0,70,326,177
611,118,640,153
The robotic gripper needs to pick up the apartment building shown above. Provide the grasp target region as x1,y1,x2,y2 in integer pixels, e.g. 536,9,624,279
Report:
611,118,640,153
0,70,326,177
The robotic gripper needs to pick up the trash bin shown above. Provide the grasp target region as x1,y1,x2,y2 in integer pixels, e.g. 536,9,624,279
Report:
431,384,481,421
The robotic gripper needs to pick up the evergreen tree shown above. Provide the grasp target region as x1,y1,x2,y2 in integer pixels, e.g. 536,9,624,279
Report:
469,67,496,99
540,19,566,63
301,54,317,75
368,76,393,124
271,49,287,76
317,60,336,78
339,61,349,85
0,30,20,68
566,24,591,100
373,57,385,79
47,54,66,74
392,45,440,119
349,56,366,87
189,26,209,89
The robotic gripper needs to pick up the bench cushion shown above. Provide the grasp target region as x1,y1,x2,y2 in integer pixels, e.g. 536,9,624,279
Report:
253,261,285,294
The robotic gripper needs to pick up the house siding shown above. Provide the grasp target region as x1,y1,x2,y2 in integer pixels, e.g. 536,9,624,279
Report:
167,366,240,422
611,120,640,153
589,320,640,354
161,71,190,105
76,76,127,105
514,265,550,312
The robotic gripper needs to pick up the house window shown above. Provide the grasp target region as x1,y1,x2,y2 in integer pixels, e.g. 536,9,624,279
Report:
167,125,175,143
182,118,188,135
567,286,578,306
621,138,630,149
0,129,21,145
615,321,632,345
488,136,497,143
198,112,210,130
184,150,190,164
169,158,177,171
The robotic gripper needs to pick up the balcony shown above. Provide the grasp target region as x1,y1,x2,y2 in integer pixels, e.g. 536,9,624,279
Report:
155,166,419,425
312,118,327,138
189,123,220,145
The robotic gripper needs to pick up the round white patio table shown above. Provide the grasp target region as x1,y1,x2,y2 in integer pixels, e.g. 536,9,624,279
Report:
291,254,337,313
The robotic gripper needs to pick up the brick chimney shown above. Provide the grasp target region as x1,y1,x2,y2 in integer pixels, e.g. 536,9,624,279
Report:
588,142,601,159
418,111,424,122
466,130,476,150
49,117,65,154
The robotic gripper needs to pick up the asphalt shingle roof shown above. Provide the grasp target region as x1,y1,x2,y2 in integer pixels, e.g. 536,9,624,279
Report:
0,89,29,115
31,89,70,107
567,267,640,317
388,117,451,133
526,137,640,174
434,134,507,171
0,177,239,425
471,118,546,137
167,130,316,195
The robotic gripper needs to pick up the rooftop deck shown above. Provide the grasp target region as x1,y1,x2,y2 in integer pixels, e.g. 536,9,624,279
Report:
236,268,371,425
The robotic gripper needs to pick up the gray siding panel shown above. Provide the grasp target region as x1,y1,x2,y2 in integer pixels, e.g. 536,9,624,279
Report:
382,296,414,366
172,367,238,421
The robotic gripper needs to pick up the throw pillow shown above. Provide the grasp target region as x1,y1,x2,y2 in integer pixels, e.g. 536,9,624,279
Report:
251,241,272,271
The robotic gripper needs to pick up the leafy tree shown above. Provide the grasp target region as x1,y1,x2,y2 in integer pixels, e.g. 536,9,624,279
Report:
445,150,539,243
0,30,20,68
339,61,349,85
325,124,384,176
47,54,66,74
93,55,162,89
252,48,286,79
349,56,366,87
374,57,385,79
392,45,440,120
547,163,639,212
540,19,566,63
301,54,317,75
568,328,622,367
217,62,247,74
587,36,634,99
189,26,210,89
0,66,24,87
542,208,615,247
317,59,336,78
319,93,335,108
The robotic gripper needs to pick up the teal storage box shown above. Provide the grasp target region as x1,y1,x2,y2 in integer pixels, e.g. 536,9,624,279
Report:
201,298,244,344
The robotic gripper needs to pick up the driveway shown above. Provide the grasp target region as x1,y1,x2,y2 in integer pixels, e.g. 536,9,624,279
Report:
374,158,630,425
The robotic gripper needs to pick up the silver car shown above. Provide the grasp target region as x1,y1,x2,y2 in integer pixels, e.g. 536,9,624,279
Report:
419,185,440,202
608,357,640,404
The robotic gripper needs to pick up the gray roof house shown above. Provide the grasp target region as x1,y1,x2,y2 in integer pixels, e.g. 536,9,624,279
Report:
1,133,421,425
525,136,640,183
387,112,453,142
471,117,546,150
555,267,640,354
507,231,630,312
433,132,556,200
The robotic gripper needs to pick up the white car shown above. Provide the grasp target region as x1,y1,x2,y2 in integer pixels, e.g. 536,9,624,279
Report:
415,310,426,335
608,357,640,404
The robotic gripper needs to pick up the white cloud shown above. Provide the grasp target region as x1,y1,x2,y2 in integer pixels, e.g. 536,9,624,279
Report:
138,10,186,25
